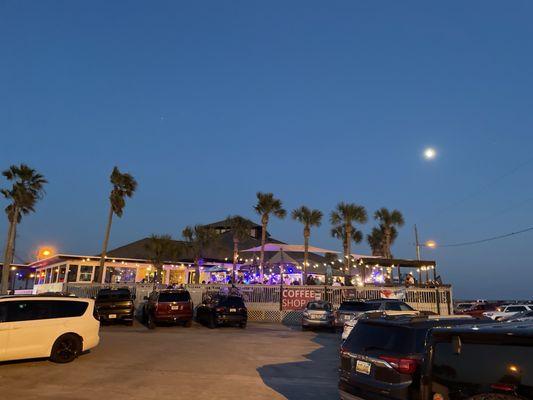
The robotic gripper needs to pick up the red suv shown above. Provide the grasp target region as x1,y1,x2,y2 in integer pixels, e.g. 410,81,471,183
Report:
142,289,193,329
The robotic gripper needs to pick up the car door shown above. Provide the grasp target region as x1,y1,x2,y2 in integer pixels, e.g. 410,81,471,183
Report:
5,300,60,360
0,303,9,361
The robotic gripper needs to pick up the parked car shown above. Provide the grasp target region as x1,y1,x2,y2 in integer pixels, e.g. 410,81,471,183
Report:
502,310,533,323
339,314,479,400
484,304,533,321
421,322,533,400
341,310,420,340
196,294,247,329
335,299,415,327
94,288,135,325
458,302,499,318
302,300,335,331
454,302,474,313
142,289,193,329
0,295,100,363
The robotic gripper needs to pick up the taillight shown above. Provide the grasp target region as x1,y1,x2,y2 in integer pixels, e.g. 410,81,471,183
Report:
215,307,225,313
340,346,349,357
379,356,419,374
491,383,516,393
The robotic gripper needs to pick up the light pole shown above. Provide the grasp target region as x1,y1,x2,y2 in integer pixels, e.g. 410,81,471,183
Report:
414,225,436,283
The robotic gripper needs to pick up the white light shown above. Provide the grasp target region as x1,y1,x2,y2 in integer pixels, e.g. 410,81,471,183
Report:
424,147,437,160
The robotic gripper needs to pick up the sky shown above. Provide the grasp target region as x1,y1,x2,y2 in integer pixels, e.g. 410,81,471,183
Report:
1,1,532,299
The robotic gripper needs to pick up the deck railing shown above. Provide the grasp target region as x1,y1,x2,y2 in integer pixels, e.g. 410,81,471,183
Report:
61,282,453,322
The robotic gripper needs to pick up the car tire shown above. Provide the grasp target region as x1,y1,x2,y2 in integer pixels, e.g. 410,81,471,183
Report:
147,313,156,330
126,320,134,327
50,334,82,364
184,320,192,328
302,325,308,331
239,321,247,329
208,316,217,329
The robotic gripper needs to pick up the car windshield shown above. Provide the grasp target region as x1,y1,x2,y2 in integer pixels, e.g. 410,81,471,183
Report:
158,291,190,302
97,290,131,301
339,302,381,312
344,322,428,354
307,302,331,311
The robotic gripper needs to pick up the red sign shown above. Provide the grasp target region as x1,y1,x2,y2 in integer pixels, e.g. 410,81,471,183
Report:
281,287,322,311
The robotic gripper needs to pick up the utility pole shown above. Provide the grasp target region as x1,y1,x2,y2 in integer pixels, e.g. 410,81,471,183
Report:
414,225,422,284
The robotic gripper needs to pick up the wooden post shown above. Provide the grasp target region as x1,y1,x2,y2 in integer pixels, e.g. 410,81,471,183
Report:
435,287,441,315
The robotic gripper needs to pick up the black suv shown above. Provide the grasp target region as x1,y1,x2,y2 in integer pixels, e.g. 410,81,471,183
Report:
94,288,135,325
421,322,533,400
196,294,247,329
339,315,482,400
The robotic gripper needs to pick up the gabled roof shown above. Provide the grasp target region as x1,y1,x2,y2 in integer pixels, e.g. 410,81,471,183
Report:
202,218,262,230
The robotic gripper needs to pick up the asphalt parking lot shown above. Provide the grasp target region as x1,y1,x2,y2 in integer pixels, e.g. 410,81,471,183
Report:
0,322,340,400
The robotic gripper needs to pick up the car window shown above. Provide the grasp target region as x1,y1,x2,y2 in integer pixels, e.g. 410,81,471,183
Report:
97,289,131,301
158,292,191,302
5,300,88,322
433,342,533,387
344,322,427,354
507,306,526,312
219,296,245,307
340,302,380,312
384,302,413,311
307,302,331,311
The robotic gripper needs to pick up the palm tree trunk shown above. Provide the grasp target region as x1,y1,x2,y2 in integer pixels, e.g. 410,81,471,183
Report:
303,227,310,284
98,205,114,283
1,214,17,294
155,263,163,285
232,238,239,283
259,218,267,281
194,257,200,284
345,224,351,271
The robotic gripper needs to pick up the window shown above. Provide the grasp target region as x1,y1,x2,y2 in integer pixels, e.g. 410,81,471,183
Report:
58,265,67,283
219,296,245,307
307,302,332,311
507,306,527,312
79,266,93,282
4,300,88,322
158,292,191,303
67,265,78,282
339,302,380,312
51,267,59,283
45,268,52,284
344,322,428,354
97,289,132,301
384,302,414,311
105,267,136,283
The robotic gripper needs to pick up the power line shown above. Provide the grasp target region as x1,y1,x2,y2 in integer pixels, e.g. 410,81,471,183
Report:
439,226,533,248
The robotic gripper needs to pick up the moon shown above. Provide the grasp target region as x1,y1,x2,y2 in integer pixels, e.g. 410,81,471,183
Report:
423,147,437,160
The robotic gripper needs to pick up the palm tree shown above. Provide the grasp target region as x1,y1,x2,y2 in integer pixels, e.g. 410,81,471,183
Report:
97,167,137,282
373,208,404,258
182,225,219,284
367,225,399,257
144,234,180,284
1,164,47,294
225,216,253,282
253,192,286,279
291,206,323,282
330,202,367,273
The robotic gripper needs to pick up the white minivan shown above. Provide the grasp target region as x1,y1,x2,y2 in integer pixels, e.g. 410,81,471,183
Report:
0,296,100,363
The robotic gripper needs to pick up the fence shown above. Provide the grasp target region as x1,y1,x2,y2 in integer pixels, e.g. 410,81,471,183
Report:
62,282,452,324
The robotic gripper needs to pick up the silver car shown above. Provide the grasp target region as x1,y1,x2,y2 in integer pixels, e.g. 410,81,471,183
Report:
302,301,335,331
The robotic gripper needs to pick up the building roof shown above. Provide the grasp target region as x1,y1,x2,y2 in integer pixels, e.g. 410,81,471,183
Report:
203,218,262,230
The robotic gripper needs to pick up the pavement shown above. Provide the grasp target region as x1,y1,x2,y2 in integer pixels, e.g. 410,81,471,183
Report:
0,322,340,400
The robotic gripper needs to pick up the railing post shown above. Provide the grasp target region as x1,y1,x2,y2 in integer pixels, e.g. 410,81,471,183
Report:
435,287,441,315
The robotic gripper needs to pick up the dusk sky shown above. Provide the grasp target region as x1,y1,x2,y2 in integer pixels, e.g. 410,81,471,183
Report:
1,1,532,299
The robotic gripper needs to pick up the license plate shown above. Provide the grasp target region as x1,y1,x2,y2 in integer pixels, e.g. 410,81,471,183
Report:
355,360,371,375
171,306,180,310
108,314,117,319
229,308,237,312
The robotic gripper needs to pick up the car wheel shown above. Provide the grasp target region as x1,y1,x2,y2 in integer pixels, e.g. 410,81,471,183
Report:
208,316,217,329
239,321,247,329
147,313,156,330
302,325,308,331
184,320,192,328
126,320,134,327
50,334,81,364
